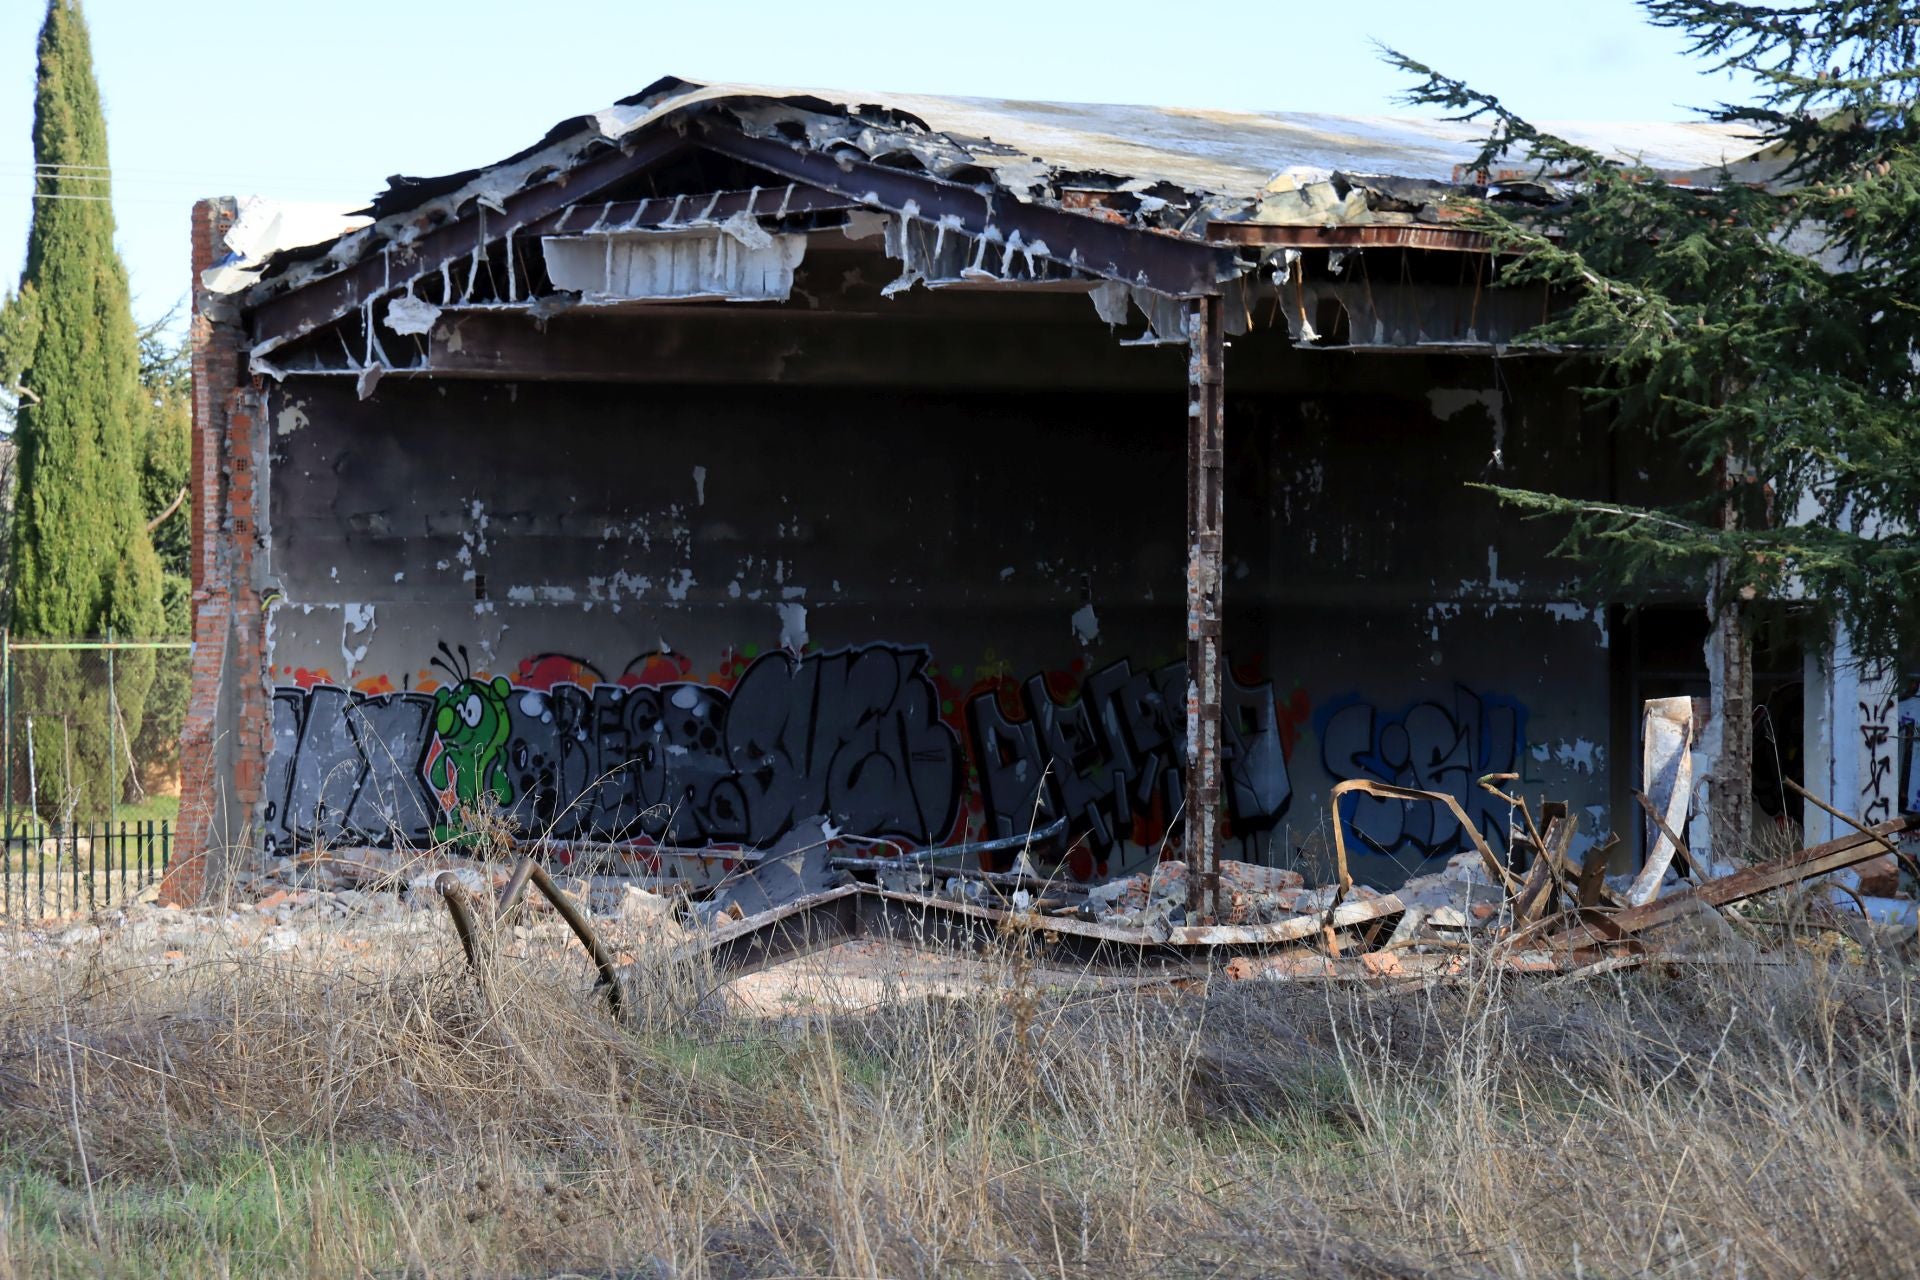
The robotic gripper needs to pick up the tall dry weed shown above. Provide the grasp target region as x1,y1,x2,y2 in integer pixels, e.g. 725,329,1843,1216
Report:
0,907,1911,1277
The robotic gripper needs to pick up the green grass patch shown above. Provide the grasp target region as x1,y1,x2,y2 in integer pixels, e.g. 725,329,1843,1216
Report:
0,1143,412,1279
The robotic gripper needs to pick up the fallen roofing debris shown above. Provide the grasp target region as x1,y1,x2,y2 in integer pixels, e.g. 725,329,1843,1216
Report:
22,781,1907,1010
399,768,1920,1009
139,729,1920,1002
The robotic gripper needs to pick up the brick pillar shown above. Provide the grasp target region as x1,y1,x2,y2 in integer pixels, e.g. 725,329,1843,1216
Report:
177,198,267,890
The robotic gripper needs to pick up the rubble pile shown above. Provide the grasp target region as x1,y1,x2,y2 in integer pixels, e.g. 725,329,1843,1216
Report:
1085,859,1403,929
13,769,1912,1001
8,846,686,970
777,771,1920,985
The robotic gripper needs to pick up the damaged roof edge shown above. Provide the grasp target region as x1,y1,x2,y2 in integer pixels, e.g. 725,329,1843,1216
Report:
231,77,1777,326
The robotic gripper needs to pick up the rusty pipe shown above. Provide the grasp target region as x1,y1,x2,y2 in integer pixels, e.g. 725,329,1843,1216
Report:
496,853,538,921
525,862,624,1019
437,872,483,974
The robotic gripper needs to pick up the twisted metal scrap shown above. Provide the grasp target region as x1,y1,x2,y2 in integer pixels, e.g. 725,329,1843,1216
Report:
439,855,625,1019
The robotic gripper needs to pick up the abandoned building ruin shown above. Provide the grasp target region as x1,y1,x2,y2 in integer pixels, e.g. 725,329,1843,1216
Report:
179,79,1920,913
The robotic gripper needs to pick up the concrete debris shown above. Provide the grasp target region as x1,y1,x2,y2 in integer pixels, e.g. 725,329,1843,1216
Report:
0,848,699,989
115,723,1917,1001
654,761,1920,992
51,767,1903,1007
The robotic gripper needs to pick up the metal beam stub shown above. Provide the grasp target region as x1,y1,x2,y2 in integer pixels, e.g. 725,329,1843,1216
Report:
1185,293,1226,922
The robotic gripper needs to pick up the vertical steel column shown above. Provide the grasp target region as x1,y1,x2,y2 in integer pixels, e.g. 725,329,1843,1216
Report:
1184,294,1225,922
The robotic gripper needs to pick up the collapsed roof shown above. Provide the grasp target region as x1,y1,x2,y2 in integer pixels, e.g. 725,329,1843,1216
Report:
216,77,1776,370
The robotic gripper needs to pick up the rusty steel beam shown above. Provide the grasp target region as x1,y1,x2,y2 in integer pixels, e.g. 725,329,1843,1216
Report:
1184,294,1225,921
698,123,1238,298
1205,222,1499,252
1553,814,1920,948
246,131,691,356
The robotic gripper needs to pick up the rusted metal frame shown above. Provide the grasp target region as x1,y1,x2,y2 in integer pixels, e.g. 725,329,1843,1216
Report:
681,881,1397,982
1578,835,1619,908
1478,774,1571,910
677,877,1661,986
496,853,538,921
1331,777,1520,895
829,815,1068,871
829,859,1067,892
245,131,692,355
697,123,1237,298
1552,815,1920,948
1510,838,1557,925
1530,820,1580,919
691,883,869,980
1184,294,1226,922
1785,777,1920,938
1204,222,1499,253
439,855,622,1012
1786,778,1920,877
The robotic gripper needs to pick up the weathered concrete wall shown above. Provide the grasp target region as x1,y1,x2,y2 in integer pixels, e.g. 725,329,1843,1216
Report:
257,359,1613,885
1241,363,1613,885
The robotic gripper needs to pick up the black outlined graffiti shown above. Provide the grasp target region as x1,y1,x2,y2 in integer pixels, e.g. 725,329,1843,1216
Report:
1313,685,1528,868
263,644,963,852
264,687,440,853
966,658,1292,867
1861,690,1897,826
726,647,960,847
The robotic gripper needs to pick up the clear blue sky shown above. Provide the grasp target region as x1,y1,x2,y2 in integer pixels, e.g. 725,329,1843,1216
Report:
0,0,1753,340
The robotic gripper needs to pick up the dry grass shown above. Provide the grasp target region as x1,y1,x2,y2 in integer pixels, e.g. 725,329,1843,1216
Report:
0,906,1914,1279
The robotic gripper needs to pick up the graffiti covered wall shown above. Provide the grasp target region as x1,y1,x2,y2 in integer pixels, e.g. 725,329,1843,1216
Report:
260,372,1615,884
264,631,1553,884
264,643,1307,871
267,644,963,854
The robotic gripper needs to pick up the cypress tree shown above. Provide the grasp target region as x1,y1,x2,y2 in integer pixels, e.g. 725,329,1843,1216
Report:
8,0,163,820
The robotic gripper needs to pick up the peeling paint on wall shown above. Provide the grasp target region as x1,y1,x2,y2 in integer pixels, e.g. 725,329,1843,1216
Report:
340,604,376,683
1070,602,1100,647
775,601,809,651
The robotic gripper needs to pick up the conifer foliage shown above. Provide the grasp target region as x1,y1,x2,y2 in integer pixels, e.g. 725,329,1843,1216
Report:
3,0,164,819
1390,1,1920,664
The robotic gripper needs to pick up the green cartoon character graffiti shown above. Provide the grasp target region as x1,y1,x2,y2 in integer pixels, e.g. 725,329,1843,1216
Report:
426,643,514,844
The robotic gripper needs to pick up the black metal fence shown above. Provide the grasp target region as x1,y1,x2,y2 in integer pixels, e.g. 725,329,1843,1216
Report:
0,820,172,919
1,636,193,830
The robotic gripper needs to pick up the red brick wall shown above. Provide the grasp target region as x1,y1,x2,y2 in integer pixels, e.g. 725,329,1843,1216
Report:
177,198,268,879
